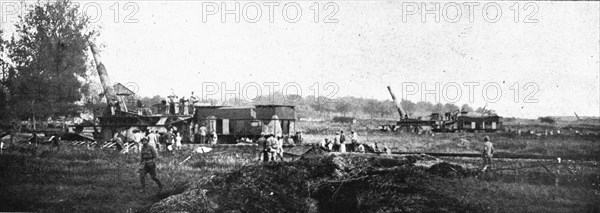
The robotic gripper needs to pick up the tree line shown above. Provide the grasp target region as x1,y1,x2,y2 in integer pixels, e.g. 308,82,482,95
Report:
0,0,97,123
0,0,496,124
138,92,491,120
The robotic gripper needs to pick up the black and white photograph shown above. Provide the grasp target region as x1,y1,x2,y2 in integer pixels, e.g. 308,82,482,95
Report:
0,0,598,212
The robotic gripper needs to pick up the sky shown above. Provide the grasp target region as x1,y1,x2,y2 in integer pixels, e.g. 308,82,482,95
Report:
1,0,599,118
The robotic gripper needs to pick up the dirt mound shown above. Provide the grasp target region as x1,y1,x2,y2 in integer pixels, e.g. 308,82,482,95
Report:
427,162,473,178
148,154,480,213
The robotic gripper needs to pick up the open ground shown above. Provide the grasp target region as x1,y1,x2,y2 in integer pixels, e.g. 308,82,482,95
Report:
0,118,599,212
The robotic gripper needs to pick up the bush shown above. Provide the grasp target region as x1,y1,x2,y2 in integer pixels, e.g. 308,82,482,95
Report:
538,116,556,124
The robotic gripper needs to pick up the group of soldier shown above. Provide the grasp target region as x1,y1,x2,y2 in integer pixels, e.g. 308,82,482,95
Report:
257,133,285,162
195,124,219,144
111,128,189,154
320,130,365,153
160,91,199,115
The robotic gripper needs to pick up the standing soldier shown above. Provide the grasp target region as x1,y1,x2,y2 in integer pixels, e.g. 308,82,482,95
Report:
199,124,207,144
482,136,494,172
275,136,284,161
339,130,346,153
133,130,143,153
136,99,144,115
180,97,188,115
161,99,168,114
139,138,163,191
349,130,359,152
210,130,218,145
295,131,303,144
266,134,278,161
189,91,198,106
257,133,268,161
333,132,341,152
175,132,182,151
148,130,158,151
108,98,117,115
165,129,174,152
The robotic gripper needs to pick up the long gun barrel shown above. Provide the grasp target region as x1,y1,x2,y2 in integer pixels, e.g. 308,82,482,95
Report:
89,43,115,105
89,43,127,112
387,86,408,119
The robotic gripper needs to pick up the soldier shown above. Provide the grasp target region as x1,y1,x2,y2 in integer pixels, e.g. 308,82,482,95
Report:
356,143,365,153
199,124,207,144
139,138,163,191
210,130,218,144
133,130,143,153
165,129,174,152
319,138,327,150
161,99,168,114
275,136,284,161
115,99,122,112
257,133,268,161
339,130,346,153
136,99,144,115
482,136,494,172
108,98,117,115
333,132,341,152
148,130,158,151
350,130,359,152
266,134,278,161
295,131,303,144
175,132,182,151
326,139,334,151
189,91,198,105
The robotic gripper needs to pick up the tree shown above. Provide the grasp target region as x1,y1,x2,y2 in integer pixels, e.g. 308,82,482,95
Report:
362,99,380,119
399,99,415,113
432,103,444,113
4,0,96,122
443,103,459,112
140,95,165,108
461,104,473,112
335,100,352,116
378,100,395,118
0,30,10,120
285,94,304,105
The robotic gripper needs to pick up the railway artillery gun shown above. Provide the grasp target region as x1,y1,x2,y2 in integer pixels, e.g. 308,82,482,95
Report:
382,86,503,133
72,43,302,148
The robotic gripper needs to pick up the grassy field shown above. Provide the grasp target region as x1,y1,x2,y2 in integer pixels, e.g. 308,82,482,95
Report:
0,144,258,212
0,117,598,212
297,118,600,160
